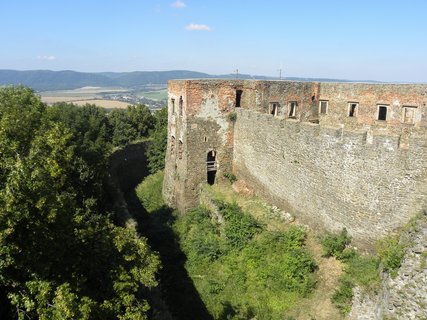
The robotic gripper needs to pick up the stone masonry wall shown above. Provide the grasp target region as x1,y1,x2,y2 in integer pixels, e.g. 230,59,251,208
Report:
233,109,427,244
163,80,237,212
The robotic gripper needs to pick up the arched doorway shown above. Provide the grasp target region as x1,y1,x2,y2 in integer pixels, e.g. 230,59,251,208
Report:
206,150,217,185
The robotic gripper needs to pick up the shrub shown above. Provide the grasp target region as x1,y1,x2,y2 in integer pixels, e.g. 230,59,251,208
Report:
331,254,380,315
135,171,165,213
223,172,237,183
227,111,237,122
377,235,406,278
175,207,225,262
217,201,261,249
321,228,352,259
332,277,353,315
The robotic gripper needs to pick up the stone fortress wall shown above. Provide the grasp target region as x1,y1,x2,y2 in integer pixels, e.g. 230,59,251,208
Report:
163,79,427,243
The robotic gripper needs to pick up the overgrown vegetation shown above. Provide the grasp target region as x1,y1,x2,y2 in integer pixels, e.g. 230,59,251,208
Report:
223,172,237,183
376,234,406,278
135,171,165,212
321,228,352,260
0,87,165,319
321,227,409,315
136,169,318,320
174,203,317,319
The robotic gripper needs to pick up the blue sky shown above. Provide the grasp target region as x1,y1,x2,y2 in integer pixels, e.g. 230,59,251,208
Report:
1,0,426,82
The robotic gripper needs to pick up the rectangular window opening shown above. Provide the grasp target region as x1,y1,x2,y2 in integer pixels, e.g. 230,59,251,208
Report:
378,105,388,121
269,102,279,116
403,106,417,124
288,101,297,118
170,136,175,152
319,100,328,114
235,90,243,108
178,140,183,159
179,96,183,116
348,102,358,117
171,98,175,114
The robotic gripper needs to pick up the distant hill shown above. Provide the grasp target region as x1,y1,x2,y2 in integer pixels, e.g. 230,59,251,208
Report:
0,69,378,91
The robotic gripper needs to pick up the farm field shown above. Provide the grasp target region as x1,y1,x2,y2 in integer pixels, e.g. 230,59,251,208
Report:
40,86,165,109
135,89,167,101
70,99,132,109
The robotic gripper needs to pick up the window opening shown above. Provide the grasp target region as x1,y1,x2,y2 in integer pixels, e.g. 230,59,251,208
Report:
171,136,175,152
378,105,388,121
269,102,279,116
171,98,175,114
288,101,297,117
319,100,328,114
179,96,183,116
207,150,217,185
178,140,183,159
235,90,243,108
348,103,358,117
403,106,417,124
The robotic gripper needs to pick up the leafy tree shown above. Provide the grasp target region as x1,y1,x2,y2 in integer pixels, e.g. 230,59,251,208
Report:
45,103,111,203
146,107,168,173
0,87,160,319
108,104,155,147
0,86,45,187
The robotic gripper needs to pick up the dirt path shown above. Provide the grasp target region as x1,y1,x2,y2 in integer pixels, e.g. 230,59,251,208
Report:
286,232,343,319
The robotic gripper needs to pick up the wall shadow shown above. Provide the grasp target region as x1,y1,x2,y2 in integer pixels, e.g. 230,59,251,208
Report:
126,192,213,320
110,142,213,319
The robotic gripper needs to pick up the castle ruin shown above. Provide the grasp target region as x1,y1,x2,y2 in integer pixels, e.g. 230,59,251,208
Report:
163,79,427,243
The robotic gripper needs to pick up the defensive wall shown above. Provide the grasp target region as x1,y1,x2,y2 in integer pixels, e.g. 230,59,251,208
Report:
163,79,427,243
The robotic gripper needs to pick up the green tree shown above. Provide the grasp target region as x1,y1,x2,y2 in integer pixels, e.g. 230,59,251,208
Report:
0,87,160,319
45,103,111,203
146,107,168,173
108,104,154,147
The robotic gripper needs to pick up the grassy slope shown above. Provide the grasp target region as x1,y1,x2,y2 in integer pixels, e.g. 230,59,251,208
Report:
136,174,343,319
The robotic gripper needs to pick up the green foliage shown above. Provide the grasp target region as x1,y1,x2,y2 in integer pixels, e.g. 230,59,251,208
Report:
322,229,381,315
108,104,155,147
223,172,237,183
175,207,224,262
377,235,406,278
135,171,165,213
331,278,353,316
227,111,237,122
345,255,380,289
45,103,111,200
173,201,317,319
215,201,261,249
331,254,380,315
0,87,160,319
146,107,168,173
321,228,352,260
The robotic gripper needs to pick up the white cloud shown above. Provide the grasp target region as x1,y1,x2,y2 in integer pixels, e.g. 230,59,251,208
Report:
185,24,212,31
37,55,57,61
171,1,186,8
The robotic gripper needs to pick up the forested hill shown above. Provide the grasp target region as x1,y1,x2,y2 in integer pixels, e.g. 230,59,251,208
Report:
0,69,375,91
